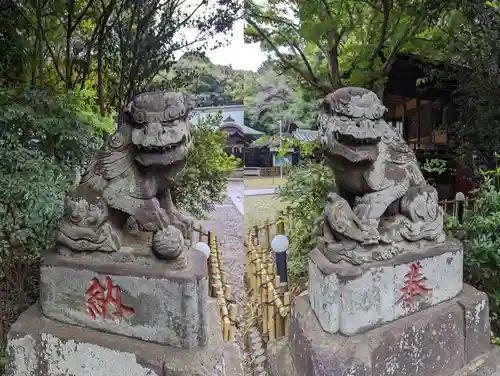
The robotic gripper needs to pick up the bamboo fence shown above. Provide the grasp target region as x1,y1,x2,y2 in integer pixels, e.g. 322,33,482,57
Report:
192,224,237,342
245,209,292,346
440,193,474,223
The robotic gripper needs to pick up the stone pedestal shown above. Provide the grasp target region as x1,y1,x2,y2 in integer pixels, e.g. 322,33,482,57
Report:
266,241,500,376
5,250,243,376
40,251,208,348
6,301,241,376
309,240,463,335
289,286,491,376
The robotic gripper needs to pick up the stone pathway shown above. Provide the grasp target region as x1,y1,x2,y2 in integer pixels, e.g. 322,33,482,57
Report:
199,182,249,375
227,180,244,215
244,188,279,196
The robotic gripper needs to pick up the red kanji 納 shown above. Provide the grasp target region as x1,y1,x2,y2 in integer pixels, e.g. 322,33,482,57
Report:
396,263,432,309
85,277,135,322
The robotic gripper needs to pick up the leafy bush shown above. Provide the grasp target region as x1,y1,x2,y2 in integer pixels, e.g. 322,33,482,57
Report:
0,88,109,258
462,168,500,334
0,87,112,354
278,161,335,284
172,114,238,218
443,213,462,236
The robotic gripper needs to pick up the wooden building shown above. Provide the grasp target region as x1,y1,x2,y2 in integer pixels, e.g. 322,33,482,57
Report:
384,53,456,160
219,116,264,163
383,54,473,198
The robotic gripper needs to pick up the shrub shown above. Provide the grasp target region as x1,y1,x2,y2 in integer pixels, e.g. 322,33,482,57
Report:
462,168,500,334
172,114,238,218
443,213,462,236
278,161,335,284
0,88,109,259
0,87,112,354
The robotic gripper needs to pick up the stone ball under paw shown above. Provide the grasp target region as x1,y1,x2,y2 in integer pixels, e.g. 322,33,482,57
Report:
152,225,184,260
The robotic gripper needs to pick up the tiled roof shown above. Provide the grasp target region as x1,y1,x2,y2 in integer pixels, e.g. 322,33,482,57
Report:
241,124,265,136
292,129,318,143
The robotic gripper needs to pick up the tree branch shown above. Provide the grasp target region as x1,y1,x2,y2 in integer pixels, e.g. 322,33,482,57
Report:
368,0,391,70
70,0,94,33
246,17,332,94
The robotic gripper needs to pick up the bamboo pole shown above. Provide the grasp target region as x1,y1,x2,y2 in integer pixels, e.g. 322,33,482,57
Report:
228,303,237,341
283,291,290,337
253,223,259,246
276,210,285,235
261,258,268,342
255,259,262,327
264,218,271,253
207,231,214,296
274,275,282,338
268,280,275,342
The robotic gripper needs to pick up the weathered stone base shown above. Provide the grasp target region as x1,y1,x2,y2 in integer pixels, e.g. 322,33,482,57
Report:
40,251,208,348
309,239,463,336
267,339,500,376
268,284,491,376
5,301,243,376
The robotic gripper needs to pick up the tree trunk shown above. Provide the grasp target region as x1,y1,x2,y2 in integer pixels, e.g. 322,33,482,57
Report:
31,39,37,89
65,0,74,91
35,0,44,89
326,48,341,91
97,36,105,116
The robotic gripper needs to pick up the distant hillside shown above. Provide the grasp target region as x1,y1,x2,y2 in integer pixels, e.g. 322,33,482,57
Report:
242,65,320,134
152,52,254,108
150,53,319,135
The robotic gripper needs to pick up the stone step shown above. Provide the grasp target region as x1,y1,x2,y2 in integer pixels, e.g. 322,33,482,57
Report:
6,301,243,376
267,284,492,376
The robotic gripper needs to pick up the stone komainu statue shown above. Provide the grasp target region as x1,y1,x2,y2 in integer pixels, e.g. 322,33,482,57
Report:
316,87,445,264
56,91,194,261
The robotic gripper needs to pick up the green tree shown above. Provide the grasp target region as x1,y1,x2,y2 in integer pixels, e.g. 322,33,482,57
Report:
245,0,459,95
279,160,334,283
172,114,239,218
151,52,247,107
243,65,320,133
435,1,500,171
0,86,111,261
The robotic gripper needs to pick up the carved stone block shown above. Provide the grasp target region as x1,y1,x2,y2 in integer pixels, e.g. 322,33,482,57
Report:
6,300,243,376
308,239,463,336
287,286,491,376
40,250,208,348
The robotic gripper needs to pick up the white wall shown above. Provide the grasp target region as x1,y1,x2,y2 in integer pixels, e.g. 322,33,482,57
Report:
190,105,245,128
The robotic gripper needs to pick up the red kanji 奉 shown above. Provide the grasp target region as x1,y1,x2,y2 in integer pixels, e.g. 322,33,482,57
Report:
397,263,432,309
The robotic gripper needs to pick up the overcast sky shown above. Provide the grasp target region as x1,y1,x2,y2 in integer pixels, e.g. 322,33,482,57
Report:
176,0,267,71
205,19,266,71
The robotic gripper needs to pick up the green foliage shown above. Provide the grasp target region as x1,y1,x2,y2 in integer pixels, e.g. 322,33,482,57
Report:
422,158,450,175
243,67,320,134
246,0,457,94
278,162,335,283
151,53,246,107
172,115,238,219
429,4,500,172
492,333,500,346
463,167,500,334
0,87,111,261
0,134,70,260
443,213,462,236
281,137,319,159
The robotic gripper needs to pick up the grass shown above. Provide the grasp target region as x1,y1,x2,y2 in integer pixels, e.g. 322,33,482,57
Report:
244,194,289,228
244,177,287,190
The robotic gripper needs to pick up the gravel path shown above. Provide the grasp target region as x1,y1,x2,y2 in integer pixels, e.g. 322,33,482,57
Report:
200,183,250,375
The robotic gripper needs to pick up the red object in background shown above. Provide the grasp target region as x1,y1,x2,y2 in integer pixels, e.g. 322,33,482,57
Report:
455,176,474,197
85,277,136,321
397,263,432,310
